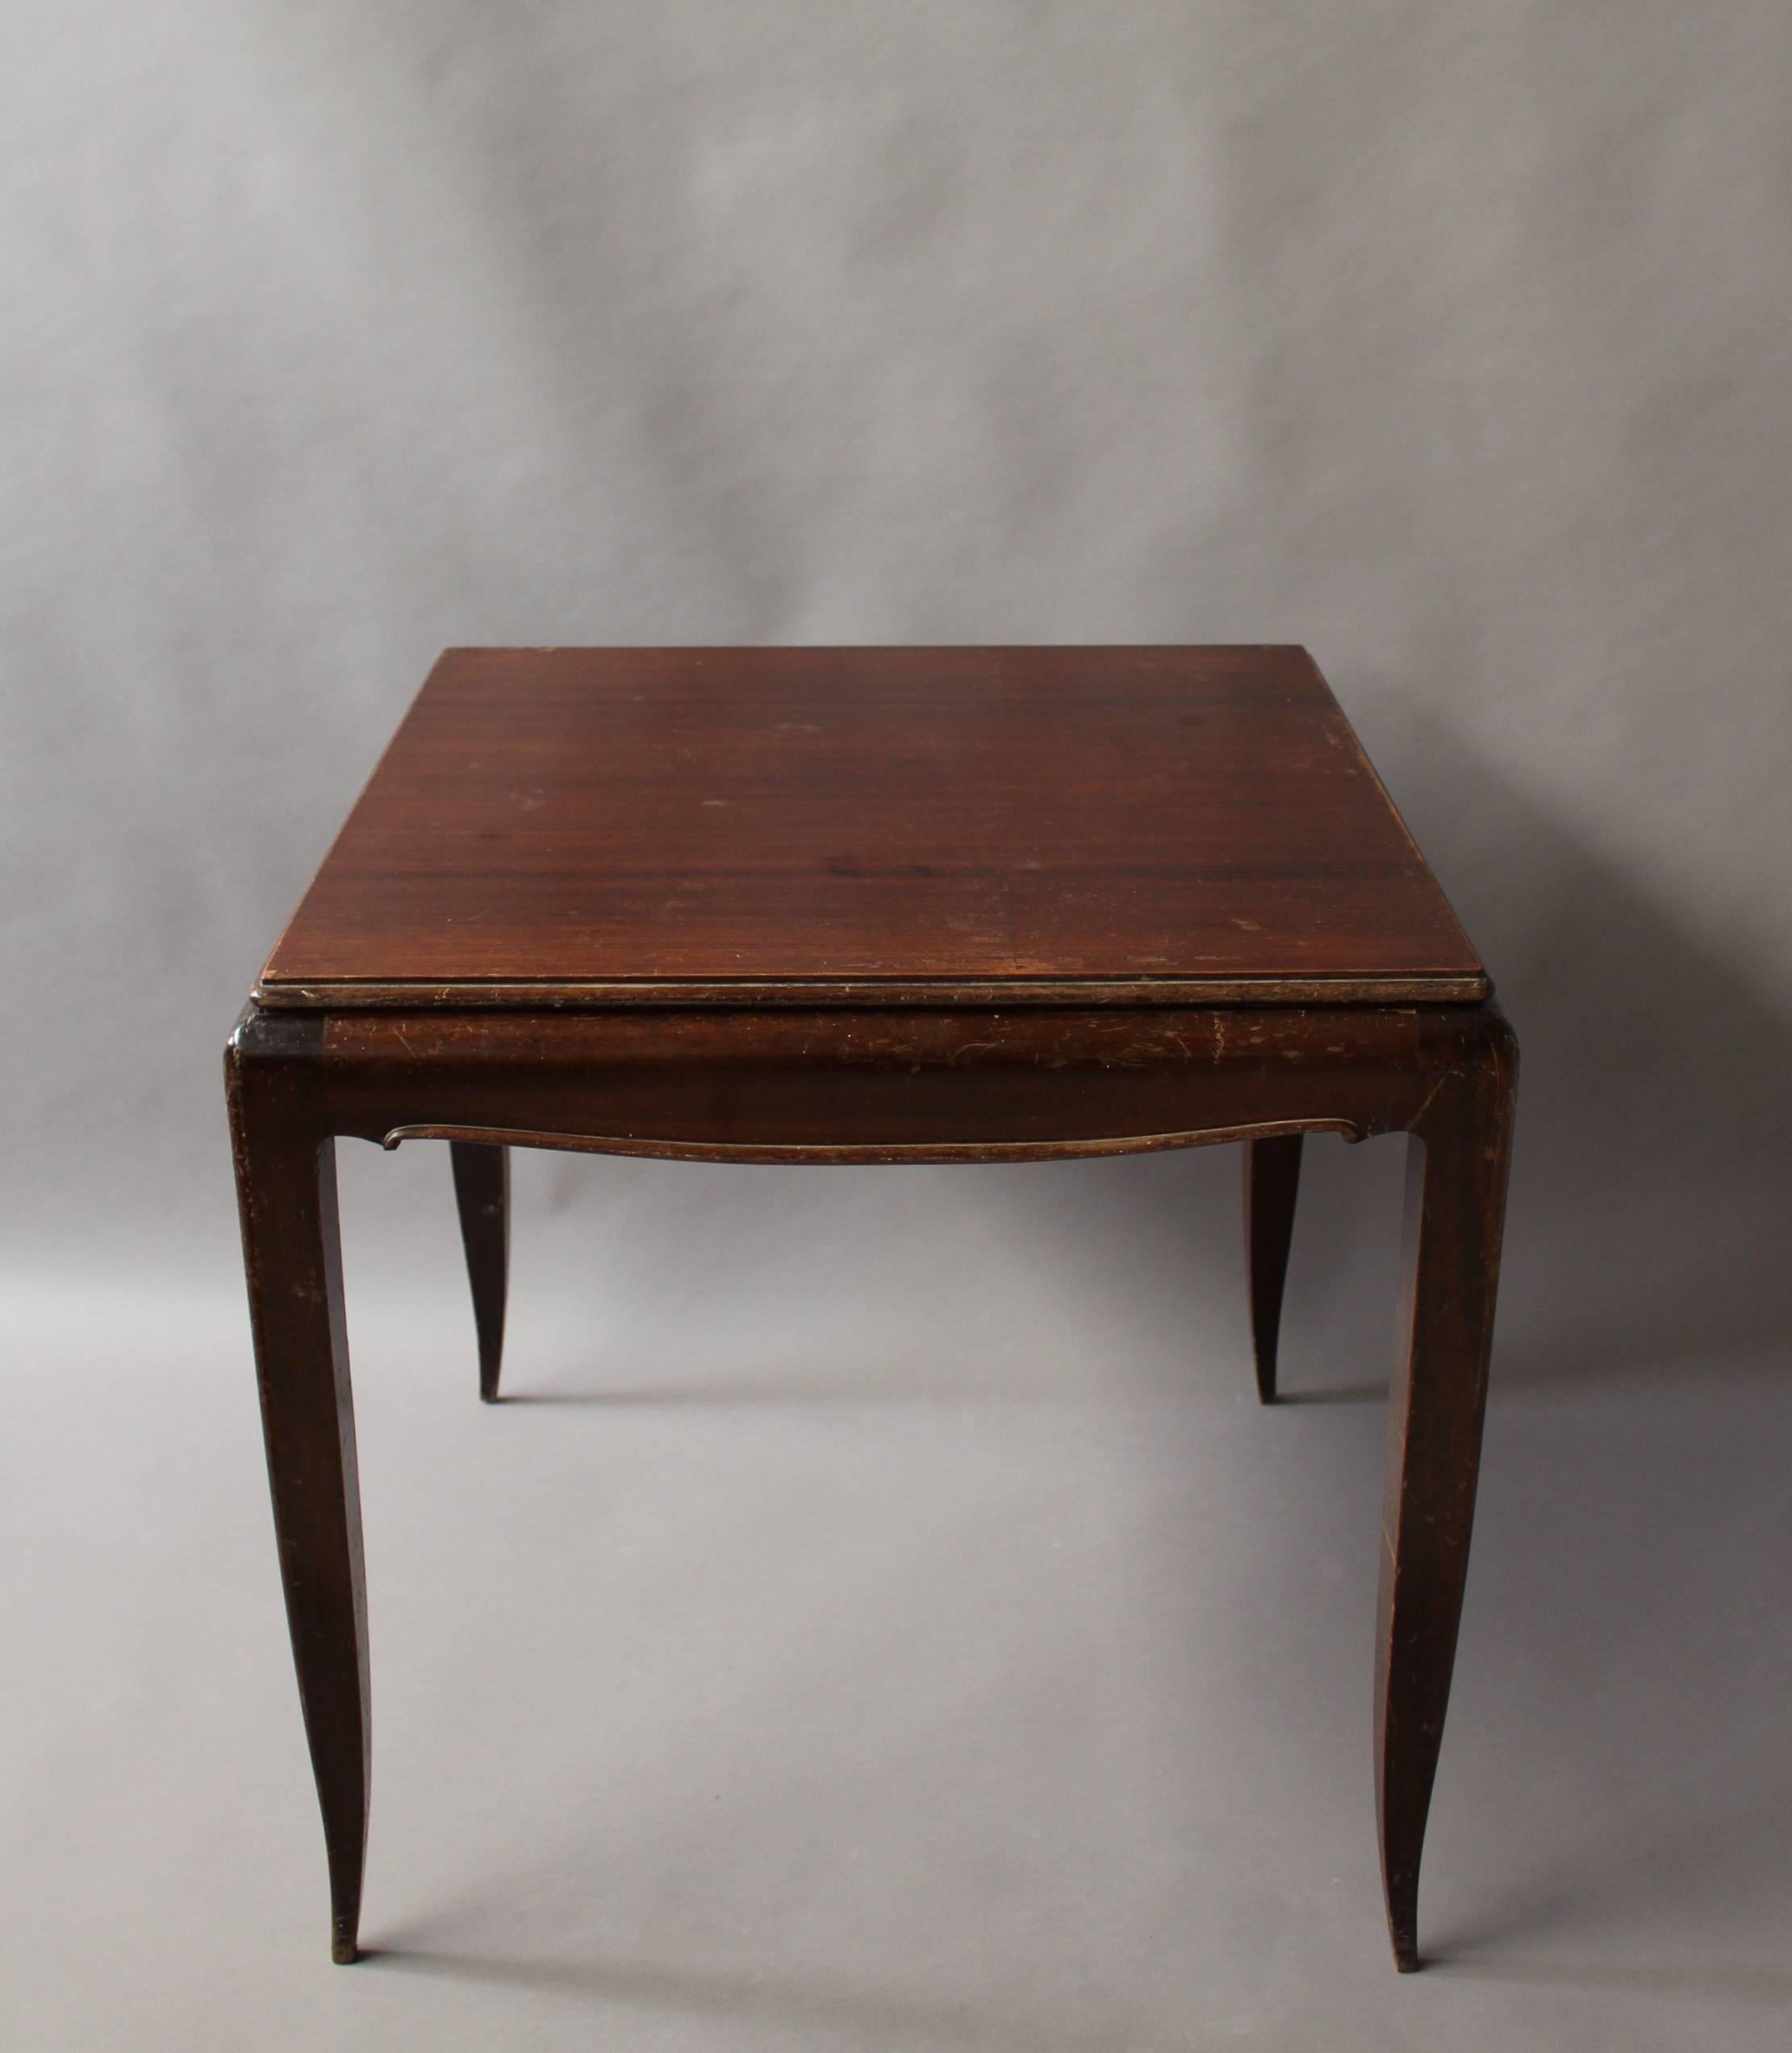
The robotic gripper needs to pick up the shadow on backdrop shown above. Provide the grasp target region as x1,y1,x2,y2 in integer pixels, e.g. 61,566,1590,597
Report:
1372,705,1792,1390
363,1941,1150,2053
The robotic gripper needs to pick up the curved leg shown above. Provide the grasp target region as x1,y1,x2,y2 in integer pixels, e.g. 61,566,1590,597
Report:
1376,1021,1517,1970
228,1062,370,1965
1244,1135,1304,1403
451,1142,510,1403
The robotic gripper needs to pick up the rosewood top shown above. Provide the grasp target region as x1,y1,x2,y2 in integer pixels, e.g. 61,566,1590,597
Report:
256,646,1485,1010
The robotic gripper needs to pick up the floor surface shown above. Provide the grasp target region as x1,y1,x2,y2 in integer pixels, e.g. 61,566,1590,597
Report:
4,1139,1789,2051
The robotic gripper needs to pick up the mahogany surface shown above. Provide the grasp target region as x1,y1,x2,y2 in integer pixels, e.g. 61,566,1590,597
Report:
257,646,1485,1009
228,646,1518,1978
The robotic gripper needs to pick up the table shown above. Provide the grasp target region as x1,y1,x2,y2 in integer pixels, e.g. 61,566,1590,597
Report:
227,646,1516,1971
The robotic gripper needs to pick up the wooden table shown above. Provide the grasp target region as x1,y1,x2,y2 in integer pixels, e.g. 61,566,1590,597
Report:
228,646,1516,1971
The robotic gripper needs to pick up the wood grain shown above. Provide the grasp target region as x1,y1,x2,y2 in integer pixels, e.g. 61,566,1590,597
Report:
257,647,1485,1009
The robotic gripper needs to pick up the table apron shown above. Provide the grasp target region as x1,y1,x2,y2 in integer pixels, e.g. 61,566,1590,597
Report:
229,1005,1507,1161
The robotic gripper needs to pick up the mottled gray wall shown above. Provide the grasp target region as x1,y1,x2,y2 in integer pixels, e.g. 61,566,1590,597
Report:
5,3,1790,1276
14,0,1790,1281
6,11,1792,2048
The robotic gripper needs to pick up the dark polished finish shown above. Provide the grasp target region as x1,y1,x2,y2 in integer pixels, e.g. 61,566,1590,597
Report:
1377,1031,1518,1971
226,1042,368,1966
257,646,1485,1010
450,1142,509,1402
228,646,1515,1973
1244,1134,1305,1403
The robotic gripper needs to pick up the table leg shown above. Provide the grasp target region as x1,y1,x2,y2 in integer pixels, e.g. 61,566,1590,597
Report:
1375,1022,1518,1968
451,1142,510,1403
228,1069,370,1965
1243,1135,1304,1403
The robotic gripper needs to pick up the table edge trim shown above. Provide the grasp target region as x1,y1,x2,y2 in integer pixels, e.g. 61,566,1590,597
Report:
253,972,1492,1011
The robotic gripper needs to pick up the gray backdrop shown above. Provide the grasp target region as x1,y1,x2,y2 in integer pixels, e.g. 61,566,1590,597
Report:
4,6,1790,2050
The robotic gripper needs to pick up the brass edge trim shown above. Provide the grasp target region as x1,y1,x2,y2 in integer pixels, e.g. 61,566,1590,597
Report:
258,973,1491,1011
378,1117,1362,1164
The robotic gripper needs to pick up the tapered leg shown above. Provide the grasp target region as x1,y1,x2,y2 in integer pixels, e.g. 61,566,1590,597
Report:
228,1063,370,1965
1375,1023,1517,1970
451,1143,510,1402
1244,1135,1304,1403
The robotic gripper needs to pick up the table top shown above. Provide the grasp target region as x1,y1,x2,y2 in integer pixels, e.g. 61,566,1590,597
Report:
256,646,1486,1010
